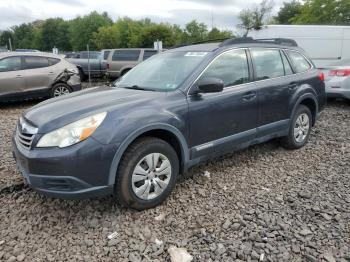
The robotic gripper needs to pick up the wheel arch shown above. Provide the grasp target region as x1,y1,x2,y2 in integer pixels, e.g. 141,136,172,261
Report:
108,124,189,186
292,93,318,126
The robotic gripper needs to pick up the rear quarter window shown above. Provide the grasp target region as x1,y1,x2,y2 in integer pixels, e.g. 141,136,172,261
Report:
143,50,157,60
48,58,60,66
112,50,141,61
286,50,312,73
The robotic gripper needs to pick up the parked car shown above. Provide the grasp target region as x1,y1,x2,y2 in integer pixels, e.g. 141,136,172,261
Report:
66,51,107,80
322,59,350,100
64,52,80,59
12,38,326,210
0,52,81,102
106,48,158,79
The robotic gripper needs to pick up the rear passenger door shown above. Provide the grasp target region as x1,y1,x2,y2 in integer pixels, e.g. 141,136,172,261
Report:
23,56,53,92
250,48,297,136
110,50,141,74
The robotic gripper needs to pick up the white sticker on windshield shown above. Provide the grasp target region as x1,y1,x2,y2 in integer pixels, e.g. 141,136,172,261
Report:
184,52,208,57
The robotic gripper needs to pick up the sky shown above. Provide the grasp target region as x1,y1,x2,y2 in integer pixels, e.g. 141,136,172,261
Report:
0,0,287,32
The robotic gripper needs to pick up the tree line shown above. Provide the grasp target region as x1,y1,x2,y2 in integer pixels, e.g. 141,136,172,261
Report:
0,12,232,52
0,0,349,52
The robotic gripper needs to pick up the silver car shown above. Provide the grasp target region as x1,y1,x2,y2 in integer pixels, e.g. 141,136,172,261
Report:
322,59,350,100
0,52,81,102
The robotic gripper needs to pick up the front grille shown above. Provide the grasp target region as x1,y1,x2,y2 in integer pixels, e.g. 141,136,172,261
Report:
15,118,37,150
16,128,35,149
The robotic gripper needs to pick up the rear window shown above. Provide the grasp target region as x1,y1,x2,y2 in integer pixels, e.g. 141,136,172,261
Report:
112,50,140,61
24,56,49,69
251,48,285,80
286,51,311,73
143,50,157,60
0,57,22,72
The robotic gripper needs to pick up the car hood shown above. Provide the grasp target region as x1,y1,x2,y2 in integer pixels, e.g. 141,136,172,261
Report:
23,86,168,133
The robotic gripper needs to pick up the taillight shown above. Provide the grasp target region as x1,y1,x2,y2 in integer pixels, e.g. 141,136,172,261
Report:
329,69,350,77
319,72,325,81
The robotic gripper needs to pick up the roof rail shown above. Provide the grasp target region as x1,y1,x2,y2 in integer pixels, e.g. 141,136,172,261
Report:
169,37,230,49
219,37,298,47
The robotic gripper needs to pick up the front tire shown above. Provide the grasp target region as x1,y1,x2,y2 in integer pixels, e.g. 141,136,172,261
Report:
115,137,179,210
281,105,312,150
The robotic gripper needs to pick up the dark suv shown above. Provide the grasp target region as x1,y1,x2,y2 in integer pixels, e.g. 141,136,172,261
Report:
12,38,326,210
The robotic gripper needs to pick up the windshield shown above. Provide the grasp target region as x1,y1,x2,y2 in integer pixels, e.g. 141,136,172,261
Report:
114,51,208,91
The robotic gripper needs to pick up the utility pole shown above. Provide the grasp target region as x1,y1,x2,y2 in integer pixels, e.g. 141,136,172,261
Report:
87,44,91,88
8,38,12,51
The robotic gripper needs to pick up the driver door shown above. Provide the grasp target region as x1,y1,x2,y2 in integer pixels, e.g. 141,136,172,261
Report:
187,49,258,159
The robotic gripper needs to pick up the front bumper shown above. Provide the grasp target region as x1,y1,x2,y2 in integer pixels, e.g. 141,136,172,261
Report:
12,136,116,199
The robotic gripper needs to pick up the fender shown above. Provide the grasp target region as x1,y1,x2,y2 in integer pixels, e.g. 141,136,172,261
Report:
290,92,318,124
107,123,190,186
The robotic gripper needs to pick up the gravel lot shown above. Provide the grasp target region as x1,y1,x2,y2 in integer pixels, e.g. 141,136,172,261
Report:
0,98,349,262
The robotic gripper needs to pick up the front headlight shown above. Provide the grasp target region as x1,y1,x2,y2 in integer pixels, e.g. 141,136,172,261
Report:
36,112,107,148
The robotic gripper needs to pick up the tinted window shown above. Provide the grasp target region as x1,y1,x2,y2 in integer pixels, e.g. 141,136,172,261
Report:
143,50,157,60
0,57,22,72
199,49,249,88
251,48,285,80
24,56,49,69
281,51,293,75
48,58,60,66
112,50,141,61
80,52,101,59
103,51,110,60
287,51,311,73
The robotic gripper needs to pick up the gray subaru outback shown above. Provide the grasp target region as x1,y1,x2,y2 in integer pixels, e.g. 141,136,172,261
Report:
12,38,326,210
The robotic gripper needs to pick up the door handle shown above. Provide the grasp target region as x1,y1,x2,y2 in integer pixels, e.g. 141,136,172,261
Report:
16,75,23,78
288,82,298,90
242,92,256,101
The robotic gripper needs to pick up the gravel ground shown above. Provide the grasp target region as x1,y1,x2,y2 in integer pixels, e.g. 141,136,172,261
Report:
0,98,349,262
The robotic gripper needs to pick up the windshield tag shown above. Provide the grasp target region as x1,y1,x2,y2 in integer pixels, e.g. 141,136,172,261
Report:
185,52,208,57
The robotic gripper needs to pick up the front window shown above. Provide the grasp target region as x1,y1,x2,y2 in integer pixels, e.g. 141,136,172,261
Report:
0,57,22,72
114,51,208,91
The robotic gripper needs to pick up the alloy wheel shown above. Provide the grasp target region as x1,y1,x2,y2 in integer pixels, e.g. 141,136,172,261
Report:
53,85,70,97
294,113,310,143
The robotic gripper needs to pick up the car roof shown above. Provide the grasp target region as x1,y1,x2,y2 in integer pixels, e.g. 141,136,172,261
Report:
169,38,302,53
0,52,62,59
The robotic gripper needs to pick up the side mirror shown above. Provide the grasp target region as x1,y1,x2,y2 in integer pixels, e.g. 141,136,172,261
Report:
191,77,224,94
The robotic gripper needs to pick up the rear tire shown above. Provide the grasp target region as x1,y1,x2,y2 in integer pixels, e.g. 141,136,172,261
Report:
115,137,179,210
281,105,312,150
51,83,71,98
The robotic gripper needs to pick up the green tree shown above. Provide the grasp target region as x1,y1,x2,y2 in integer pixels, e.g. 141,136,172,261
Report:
291,0,350,25
140,23,175,47
114,18,143,48
0,30,14,49
208,27,233,40
11,23,35,49
69,11,113,51
92,24,121,49
275,0,302,24
183,20,208,43
238,0,274,36
38,18,71,51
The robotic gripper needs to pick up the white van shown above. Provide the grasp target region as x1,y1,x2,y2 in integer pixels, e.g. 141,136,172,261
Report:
249,25,350,68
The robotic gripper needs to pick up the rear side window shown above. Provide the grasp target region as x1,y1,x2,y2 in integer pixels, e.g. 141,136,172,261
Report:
0,57,22,72
281,51,293,75
112,50,140,61
103,51,110,60
286,51,311,73
24,56,49,69
251,48,285,80
199,49,249,88
143,50,157,60
48,58,60,66
80,52,101,59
